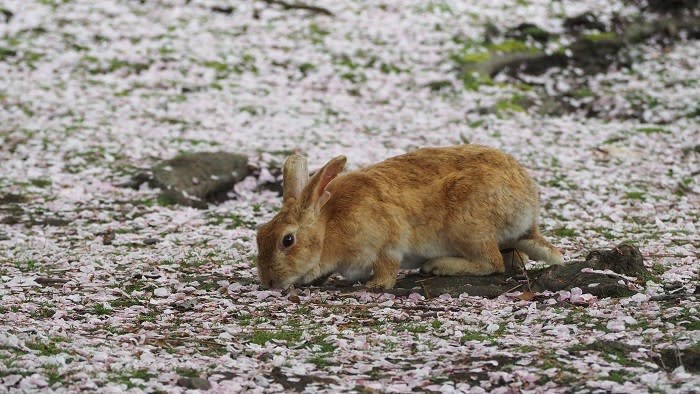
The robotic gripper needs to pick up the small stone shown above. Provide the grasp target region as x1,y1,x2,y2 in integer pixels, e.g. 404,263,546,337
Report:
175,299,197,311
154,287,170,297
176,377,211,390
101,230,115,245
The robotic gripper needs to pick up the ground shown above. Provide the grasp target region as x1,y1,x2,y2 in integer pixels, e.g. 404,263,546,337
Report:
0,0,698,392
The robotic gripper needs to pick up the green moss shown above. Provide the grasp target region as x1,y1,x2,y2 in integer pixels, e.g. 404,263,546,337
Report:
156,194,177,207
461,72,493,91
650,263,666,276
571,87,594,98
453,51,491,64
487,39,535,53
583,32,618,42
494,99,525,113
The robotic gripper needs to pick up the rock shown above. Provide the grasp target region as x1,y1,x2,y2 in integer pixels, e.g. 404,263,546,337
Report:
176,377,211,390
126,152,251,208
267,367,336,392
646,0,699,13
563,12,606,33
143,237,160,246
0,193,28,204
0,232,9,241
505,23,553,44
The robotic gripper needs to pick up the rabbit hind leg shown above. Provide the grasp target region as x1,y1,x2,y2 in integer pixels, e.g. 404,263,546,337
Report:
421,239,504,276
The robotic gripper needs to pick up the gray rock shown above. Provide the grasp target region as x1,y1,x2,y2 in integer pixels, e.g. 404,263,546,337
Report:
127,152,251,208
176,377,211,390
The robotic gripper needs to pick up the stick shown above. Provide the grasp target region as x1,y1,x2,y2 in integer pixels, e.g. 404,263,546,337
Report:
262,0,334,16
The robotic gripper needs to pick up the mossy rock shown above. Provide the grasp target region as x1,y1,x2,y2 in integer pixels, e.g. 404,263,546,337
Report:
126,152,251,208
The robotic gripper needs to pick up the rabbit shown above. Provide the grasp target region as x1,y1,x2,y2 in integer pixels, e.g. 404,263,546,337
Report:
256,145,564,289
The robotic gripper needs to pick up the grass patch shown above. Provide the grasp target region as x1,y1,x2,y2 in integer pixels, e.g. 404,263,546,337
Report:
123,280,150,294
568,340,642,367
15,259,39,272
30,304,56,319
111,297,143,308
175,367,200,378
250,330,302,345
589,226,616,240
399,323,428,334
636,127,668,135
137,310,159,324
460,331,487,342
308,336,336,354
29,178,52,188
552,227,578,237
26,338,65,356
308,354,331,368
625,191,646,201
604,370,631,383
92,303,113,316
43,363,63,386
494,98,526,114
110,369,155,389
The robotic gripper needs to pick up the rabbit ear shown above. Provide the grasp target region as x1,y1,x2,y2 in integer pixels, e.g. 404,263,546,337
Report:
303,155,346,211
283,154,309,201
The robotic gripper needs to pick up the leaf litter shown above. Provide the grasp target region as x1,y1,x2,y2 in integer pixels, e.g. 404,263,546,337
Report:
0,0,698,392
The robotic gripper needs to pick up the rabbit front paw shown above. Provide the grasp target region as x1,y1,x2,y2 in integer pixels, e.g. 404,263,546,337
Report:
366,276,397,290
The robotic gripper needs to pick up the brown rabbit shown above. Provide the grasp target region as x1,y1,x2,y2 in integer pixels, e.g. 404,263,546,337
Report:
256,145,564,289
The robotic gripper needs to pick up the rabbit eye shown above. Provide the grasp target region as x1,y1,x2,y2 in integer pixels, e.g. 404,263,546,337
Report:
281,233,295,248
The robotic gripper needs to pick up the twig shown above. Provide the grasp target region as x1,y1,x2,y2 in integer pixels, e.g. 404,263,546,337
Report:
421,281,432,300
514,250,532,292
262,0,334,16
307,301,467,312
35,277,70,286
643,253,696,258
504,283,524,293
